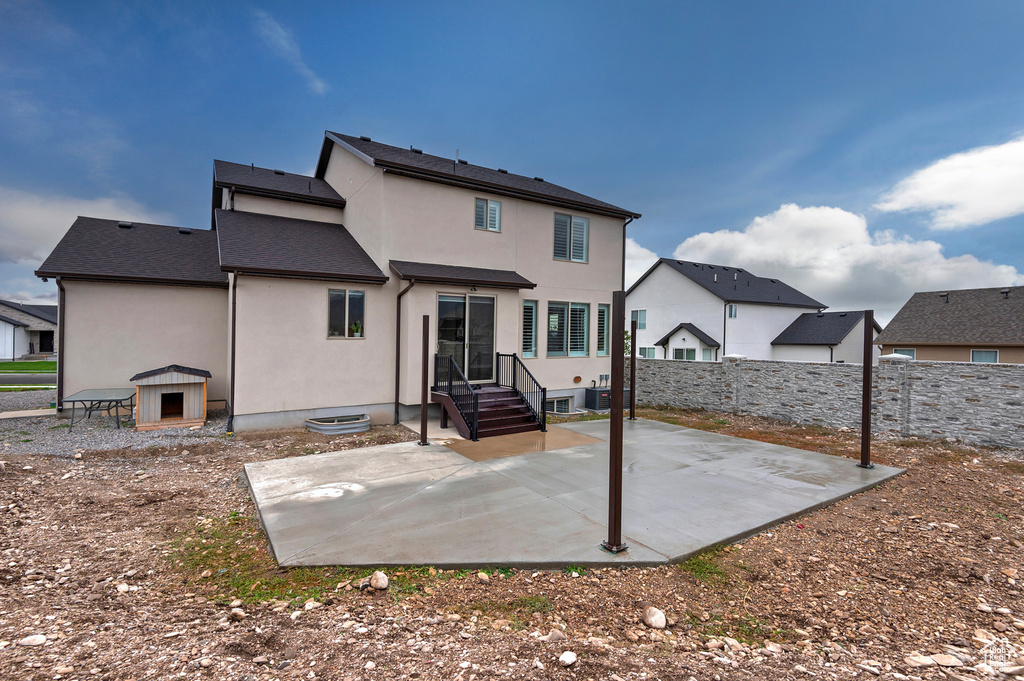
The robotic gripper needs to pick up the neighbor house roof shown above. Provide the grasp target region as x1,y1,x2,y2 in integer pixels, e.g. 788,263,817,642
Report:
0,313,27,327
628,259,825,308
389,261,536,290
654,322,719,348
215,210,387,284
212,161,346,221
0,300,57,325
772,311,876,346
874,286,1024,346
35,217,228,287
130,364,212,382
316,132,640,220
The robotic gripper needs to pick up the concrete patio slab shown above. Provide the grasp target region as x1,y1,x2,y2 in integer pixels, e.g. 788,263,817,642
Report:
244,418,902,568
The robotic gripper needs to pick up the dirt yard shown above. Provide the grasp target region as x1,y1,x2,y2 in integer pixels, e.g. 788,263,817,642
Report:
1,409,1022,680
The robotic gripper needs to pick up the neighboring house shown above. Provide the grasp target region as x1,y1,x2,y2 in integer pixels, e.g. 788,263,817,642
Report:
37,132,639,432
874,286,1024,363
0,313,28,361
626,258,875,362
0,299,58,357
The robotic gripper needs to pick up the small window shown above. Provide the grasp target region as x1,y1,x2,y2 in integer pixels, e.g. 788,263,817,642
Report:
631,309,646,330
702,348,712,361
522,301,537,358
544,397,571,414
328,289,366,338
727,304,738,319
893,348,916,359
971,349,998,363
639,347,656,359
672,348,696,360
475,198,501,232
553,213,589,262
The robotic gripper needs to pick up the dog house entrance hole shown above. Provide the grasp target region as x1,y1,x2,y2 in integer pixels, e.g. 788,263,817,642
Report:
161,392,184,419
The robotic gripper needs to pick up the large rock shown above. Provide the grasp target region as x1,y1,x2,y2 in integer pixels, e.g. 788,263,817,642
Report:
558,651,577,667
370,571,389,590
642,605,666,629
17,634,46,647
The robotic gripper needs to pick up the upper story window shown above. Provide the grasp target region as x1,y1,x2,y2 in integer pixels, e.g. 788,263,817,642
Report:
328,289,365,338
727,304,738,319
971,349,998,363
893,348,916,359
631,309,646,330
475,198,501,232
553,213,588,262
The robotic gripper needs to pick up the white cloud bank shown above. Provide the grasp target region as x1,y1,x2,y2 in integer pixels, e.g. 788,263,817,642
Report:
876,135,1024,230
625,237,659,288
252,10,329,95
0,186,171,263
672,203,1023,323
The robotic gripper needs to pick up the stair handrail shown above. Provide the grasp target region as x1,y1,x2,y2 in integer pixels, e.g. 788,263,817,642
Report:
495,352,547,432
433,354,480,440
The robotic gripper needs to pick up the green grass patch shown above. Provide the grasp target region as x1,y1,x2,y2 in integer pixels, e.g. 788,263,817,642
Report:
563,564,586,575
0,361,56,373
688,611,793,645
0,386,54,392
679,548,728,584
459,594,553,628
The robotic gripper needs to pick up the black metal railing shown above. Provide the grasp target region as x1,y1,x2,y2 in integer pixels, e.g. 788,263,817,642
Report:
495,352,547,432
433,354,480,440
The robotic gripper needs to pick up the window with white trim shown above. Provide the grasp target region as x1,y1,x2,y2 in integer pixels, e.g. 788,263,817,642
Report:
893,348,916,359
631,309,646,330
673,348,696,360
522,300,537,358
702,348,713,361
475,198,501,232
545,397,571,414
597,304,610,356
553,213,589,262
727,304,738,319
639,347,656,359
971,349,998,363
328,289,365,338
547,302,590,357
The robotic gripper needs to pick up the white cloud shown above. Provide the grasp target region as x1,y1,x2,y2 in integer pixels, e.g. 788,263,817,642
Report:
673,203,1023,323
876,135,1024,230
625,237,659,288
0,186,171,264
251,9,329,95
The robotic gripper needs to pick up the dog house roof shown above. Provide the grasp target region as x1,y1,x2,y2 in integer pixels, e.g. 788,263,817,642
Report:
130,364,212,384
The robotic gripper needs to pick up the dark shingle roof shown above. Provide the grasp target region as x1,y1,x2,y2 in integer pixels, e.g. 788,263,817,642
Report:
215,210,387,284
0,312,27,327
213,160,345,209
130,364,212,381
874,287,1024,345
0,300,57,324
389,261,535,290
35,217,228,286
772,311,865,346
629,259,825,308
654,322,719,348
317,132,640,220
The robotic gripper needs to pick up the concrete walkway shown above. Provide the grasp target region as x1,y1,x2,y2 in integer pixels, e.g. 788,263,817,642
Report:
0,408,54,420
244,418,902,569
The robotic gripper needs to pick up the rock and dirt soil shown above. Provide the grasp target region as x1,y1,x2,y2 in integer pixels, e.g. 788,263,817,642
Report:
1,407,1022,680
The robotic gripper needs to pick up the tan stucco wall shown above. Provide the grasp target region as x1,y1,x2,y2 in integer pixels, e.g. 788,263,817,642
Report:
61,281,228,403
322,148,384,263
231,194,344,224
881,344,1024,364
232,275,393,418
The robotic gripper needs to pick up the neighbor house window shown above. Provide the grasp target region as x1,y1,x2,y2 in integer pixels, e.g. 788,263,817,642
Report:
522,301,537,358
639,347,656,359
673,348,696,360
547,302,589,357
727,304,738,319
702,348,713,361
631,309,646,330
971,349,998,363
597,304,610,356
893,348,916,359
545,397,571,414
475,198,501,232
328,289,365,338
553,213,589,262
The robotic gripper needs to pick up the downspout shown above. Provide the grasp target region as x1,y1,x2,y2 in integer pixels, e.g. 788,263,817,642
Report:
620,216,635,291
722,302,728,359
227,273,237,432
829,346,834,363
394,279,416,424
56,277,66,411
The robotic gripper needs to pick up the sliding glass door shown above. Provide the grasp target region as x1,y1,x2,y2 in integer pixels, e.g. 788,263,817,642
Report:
437,294,495,382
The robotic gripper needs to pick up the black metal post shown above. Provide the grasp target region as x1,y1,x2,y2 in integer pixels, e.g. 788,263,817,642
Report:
419,315,429,446
602,290,628,554
858,310,874,468
629,319,637,420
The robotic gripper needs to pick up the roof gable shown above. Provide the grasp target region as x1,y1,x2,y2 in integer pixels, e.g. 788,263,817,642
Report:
654,322,720,348
0,300,57,324
212,161,345,223
772,311,866,346
629,259,825,308
316,132,640,220
874,286,1024,345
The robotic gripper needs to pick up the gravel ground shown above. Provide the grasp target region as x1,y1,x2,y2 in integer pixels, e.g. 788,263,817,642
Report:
0,388,55,412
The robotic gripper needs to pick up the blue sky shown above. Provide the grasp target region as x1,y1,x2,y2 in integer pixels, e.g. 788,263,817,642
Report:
2,0,1023,322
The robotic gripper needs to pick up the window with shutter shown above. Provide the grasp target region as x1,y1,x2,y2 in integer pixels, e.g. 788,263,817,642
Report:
553,213,588,262
569,303,589,356
522,301,537,358
475,198,501,232
597,304,609,356
571,217,588,261
547,302,568,356
553,214,570,259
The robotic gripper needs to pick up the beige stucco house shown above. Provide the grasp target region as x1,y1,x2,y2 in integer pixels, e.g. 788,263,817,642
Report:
37,132,639,433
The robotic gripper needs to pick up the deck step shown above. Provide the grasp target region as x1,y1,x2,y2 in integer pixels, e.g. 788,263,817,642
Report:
477,422,542,437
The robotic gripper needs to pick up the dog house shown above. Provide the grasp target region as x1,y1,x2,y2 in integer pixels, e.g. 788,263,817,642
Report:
130,364,211,431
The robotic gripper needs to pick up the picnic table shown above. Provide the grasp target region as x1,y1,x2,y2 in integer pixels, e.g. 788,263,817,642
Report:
63,388,136,432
